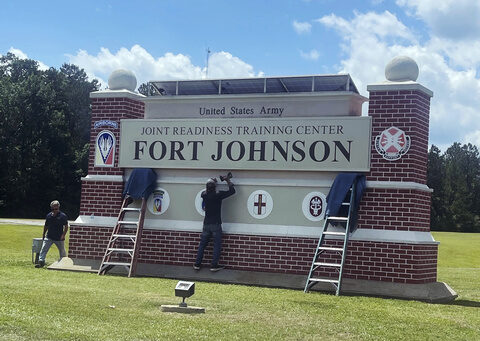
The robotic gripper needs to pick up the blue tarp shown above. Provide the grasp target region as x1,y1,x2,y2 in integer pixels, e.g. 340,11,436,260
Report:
326,173,366,231
123,168,157,200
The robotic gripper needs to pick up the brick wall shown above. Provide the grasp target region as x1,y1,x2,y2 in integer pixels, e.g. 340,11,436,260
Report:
78,95,144,217
79,181,123,217
69,225,437,284
368,89,431,184
362,88,432,233
88,97,145,176
357,188,431,231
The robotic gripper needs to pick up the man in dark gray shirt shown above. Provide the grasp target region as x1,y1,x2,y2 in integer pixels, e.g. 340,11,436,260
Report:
35,200,68,268
194,176,235,272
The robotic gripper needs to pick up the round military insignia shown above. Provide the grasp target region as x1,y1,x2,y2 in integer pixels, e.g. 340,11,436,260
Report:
147,188,170,215
247,190,273,219
194,189,206,217
375,126,411,161
302,191,327,222
95,130,115,167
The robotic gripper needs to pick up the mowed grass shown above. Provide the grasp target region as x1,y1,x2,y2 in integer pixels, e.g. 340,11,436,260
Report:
0,225,479,341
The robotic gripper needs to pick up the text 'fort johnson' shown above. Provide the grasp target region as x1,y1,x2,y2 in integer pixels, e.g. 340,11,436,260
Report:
119,117,371,171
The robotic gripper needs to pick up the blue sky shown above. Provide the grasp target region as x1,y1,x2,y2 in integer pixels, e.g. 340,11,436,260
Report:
2,0,480,150
0,1,421,75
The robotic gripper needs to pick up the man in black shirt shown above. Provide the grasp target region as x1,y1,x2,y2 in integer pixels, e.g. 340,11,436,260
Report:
35,200,69,268
194,175,235,272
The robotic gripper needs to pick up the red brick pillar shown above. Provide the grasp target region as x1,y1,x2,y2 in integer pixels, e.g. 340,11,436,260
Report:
351,80,437,284
361,82,433,231
69,90,145,260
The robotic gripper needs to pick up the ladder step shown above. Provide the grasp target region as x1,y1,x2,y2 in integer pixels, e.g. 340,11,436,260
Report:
108,248,135,253
323,231,346,236
309,278,339,284
113,234,137,239
102,262,131,266
318,246,344,252
327,216,348,221
314,262,341,267
121,208,141,212
118,221,139,225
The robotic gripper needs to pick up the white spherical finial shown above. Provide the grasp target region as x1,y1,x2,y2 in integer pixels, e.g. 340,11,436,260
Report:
385,56,419,82
108,69,137,91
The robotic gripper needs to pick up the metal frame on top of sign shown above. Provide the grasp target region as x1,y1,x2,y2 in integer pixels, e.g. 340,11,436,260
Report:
119,117,371,172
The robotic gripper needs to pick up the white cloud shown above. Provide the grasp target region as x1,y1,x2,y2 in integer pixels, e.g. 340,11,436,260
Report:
427,37,480,69
397,0,480,40
316,10,480,149
300,49,320,61
316,11,417,92
207,51,263,78
293,20,312,34
464,130,480,147
317,11,415,42
8,47,28,59
7,47,49,71
67,45,262,89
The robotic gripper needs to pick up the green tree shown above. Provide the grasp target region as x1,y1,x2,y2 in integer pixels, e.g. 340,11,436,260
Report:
138,82,161,96
442,143,480,232
138,82,149,96
0,53,98,218
427,145,447,230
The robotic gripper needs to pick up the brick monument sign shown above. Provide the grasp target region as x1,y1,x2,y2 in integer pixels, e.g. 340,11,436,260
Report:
68,57,456,302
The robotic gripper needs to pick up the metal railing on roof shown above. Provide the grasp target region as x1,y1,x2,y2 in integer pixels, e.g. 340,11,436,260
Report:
146,74,358,97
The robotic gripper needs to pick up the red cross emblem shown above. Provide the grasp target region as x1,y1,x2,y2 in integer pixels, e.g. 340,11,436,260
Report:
253,194,267,215
248,190,273,219
375,126,411,161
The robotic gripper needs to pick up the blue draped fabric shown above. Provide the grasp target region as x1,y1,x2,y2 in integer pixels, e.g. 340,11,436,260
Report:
325,173,366,231
123,168,157,200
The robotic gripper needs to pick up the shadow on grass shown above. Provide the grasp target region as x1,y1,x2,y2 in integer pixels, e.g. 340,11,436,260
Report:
447,300,480,308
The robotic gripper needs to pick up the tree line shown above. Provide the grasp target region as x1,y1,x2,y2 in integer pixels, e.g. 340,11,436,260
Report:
428,143,480,232
0,53,98,219
0,55,478,231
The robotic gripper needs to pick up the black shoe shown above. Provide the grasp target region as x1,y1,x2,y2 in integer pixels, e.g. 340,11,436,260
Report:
193,264,201,270
210,265,224,272
35,261,45,268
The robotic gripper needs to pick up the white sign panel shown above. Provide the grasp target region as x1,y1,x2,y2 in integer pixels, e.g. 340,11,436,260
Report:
302,191,327,222
247,190,273,219
147,188,170,215
195,189,205,217
119,117,371,171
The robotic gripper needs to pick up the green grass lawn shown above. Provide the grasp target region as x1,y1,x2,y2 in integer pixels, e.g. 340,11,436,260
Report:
0,225,479,340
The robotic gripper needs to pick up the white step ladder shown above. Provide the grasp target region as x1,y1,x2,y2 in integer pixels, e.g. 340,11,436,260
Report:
98,196,146,277
304,181,358,296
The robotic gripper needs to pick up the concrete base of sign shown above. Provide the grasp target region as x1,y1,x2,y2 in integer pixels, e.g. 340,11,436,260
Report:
59,258,457,303
47,257,75,270
160,305,205,314
47,257,97,272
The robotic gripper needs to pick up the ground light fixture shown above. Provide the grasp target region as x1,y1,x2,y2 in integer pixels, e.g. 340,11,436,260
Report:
175,281,195,307
160,281,205,314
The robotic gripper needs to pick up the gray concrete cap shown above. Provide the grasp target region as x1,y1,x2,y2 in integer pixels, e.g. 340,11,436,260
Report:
108,69,137,91
385,56,419,82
